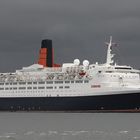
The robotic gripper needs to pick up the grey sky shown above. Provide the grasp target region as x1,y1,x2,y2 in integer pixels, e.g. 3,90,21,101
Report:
0,0,140,72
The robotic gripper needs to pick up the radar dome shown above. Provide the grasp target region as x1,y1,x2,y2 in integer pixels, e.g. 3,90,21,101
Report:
83,60,89,67
74,59,80,65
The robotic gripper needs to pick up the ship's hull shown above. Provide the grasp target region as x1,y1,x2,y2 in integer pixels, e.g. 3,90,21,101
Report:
0,92,140,112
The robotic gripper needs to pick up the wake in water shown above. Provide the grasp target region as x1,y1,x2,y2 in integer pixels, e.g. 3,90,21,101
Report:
0,113,139,140
0,129,139,140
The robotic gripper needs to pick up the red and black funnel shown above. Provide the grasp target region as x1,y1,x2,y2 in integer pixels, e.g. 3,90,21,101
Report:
38,39,60,67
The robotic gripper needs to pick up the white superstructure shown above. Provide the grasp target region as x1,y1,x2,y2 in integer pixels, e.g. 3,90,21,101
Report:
0,37,140,98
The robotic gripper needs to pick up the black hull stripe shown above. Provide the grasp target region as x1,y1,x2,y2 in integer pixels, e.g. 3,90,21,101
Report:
0,92,140,111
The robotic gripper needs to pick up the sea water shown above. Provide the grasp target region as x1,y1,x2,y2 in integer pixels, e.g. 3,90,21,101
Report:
0,112,139,140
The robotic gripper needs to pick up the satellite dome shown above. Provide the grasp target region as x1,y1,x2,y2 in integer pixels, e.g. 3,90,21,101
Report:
74,59,80,65
83,60,89,67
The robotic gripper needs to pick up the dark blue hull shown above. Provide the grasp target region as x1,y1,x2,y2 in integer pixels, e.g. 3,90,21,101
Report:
0,93,140,112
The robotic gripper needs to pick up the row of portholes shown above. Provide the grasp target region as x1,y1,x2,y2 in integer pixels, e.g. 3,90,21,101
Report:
0,85,71,91
111,75,138,78
98,75,138,78
0,80,89,86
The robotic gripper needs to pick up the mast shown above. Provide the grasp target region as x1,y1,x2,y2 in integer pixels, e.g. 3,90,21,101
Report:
105,36,115,65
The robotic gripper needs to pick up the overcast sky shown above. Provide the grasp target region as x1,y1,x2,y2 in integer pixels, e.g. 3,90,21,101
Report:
0,0,140,72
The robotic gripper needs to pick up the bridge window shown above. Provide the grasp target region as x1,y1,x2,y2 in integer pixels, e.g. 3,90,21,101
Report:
115,67,132,70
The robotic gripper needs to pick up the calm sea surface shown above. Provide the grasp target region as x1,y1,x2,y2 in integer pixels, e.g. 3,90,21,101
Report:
0,113,139,140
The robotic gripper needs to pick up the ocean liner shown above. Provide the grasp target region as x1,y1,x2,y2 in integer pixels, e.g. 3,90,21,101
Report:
0,37,140,112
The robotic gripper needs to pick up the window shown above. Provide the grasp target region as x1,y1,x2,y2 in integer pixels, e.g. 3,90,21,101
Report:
33,87,37,89
65,86,70,89
5,83,9,85
46,87,53,89
39,82,45,84
19,82,26,85
55,81,63,84
27,87,32,89
19,87,26,90
0,83,4,85
38,87,45,89
65,81,70,83
84,80,89,83
13,87,17,90
5,88,9,90
106,71,112,73
76,80,83,83
71,81,74,83
33,82,37,84
59,86,63,89
46,81,53,84
115,67,132,70
27,82,32,85
0,88,4,90
13,82,17,85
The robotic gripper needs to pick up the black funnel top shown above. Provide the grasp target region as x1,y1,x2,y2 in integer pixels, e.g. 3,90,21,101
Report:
41,39,53,67
41,39,52,49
